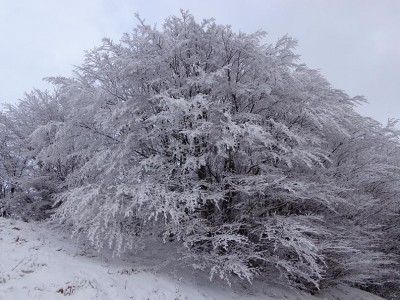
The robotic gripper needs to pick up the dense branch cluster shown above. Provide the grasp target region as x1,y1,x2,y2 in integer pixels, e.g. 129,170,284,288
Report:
0,11,399,298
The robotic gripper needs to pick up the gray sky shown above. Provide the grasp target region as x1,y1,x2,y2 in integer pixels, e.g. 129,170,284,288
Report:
1,0,399,124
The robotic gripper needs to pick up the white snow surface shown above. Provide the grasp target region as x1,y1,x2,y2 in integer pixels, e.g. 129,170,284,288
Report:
0,217,385,300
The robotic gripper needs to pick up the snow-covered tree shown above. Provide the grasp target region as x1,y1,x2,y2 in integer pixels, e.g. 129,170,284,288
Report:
0,90,66,219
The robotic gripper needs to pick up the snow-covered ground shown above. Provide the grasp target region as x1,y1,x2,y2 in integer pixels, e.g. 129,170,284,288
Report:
0,217,385,300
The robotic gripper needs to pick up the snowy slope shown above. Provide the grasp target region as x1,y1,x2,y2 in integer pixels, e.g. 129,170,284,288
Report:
0,217,384,300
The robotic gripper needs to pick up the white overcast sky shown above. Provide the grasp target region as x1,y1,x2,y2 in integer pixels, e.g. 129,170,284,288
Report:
1,0,399,124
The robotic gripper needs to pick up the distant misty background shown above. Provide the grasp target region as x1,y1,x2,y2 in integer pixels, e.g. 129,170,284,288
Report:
1,0,399,125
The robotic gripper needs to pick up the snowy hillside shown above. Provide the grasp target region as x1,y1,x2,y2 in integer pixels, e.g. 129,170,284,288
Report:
0,217,384,300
